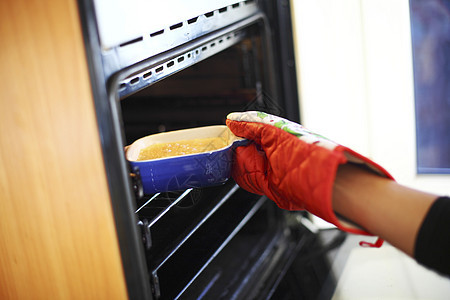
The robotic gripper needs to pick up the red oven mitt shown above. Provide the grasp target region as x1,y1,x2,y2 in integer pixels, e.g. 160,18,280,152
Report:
226,111,394,246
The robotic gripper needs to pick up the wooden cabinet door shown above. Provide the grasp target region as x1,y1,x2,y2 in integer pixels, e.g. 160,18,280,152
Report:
0,0,128,298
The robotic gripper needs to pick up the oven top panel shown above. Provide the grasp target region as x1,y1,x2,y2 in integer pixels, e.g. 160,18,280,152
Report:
93,0,247,50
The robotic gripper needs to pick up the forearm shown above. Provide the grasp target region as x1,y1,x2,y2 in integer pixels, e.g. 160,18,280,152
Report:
332,163,437,256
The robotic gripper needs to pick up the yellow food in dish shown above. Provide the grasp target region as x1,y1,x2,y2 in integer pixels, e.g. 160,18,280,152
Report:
137,137,228,161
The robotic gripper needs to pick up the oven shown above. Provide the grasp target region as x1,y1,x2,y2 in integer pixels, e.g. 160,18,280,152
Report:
78,0,338,299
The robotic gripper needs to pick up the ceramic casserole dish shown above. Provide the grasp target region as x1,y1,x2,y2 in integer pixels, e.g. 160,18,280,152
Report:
126,125,246,194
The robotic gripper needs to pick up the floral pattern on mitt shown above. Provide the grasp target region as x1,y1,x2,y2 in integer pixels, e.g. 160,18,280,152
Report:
227,111,338,151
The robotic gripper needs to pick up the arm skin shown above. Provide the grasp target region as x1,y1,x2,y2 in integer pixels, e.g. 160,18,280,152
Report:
332,163,438,257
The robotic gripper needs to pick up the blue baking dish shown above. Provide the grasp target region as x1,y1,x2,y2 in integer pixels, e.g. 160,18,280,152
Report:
126,125,247,194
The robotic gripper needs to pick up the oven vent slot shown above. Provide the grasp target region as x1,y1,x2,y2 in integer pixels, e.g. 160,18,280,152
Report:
101,0,259,80
118,30,246,98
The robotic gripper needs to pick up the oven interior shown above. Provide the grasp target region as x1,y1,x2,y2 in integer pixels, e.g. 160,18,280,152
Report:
121,34,268,145
118,22,297,299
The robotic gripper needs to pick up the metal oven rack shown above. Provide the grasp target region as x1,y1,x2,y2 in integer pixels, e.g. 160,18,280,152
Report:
134,184,269,299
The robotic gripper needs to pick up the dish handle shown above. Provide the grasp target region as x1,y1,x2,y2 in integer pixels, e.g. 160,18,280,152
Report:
231,138,249,148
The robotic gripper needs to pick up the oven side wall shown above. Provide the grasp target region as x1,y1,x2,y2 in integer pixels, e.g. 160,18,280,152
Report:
0,0,128,298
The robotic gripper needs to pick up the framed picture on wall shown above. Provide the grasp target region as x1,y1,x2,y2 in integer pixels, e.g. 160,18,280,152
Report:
410,0,450,174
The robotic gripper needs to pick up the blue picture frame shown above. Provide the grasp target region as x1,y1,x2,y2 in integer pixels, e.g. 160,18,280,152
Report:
410,0,450,174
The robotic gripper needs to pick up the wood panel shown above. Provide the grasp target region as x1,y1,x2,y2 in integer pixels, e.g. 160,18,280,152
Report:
0,0,128,299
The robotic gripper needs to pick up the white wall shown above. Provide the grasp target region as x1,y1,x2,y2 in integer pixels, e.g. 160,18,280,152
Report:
290,0,449,195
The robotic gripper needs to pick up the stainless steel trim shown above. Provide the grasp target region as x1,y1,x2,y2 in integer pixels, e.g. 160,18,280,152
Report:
113,13,265,99
101,0,259,80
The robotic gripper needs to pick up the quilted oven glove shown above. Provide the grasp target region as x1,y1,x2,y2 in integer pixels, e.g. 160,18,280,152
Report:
226,111,394,246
